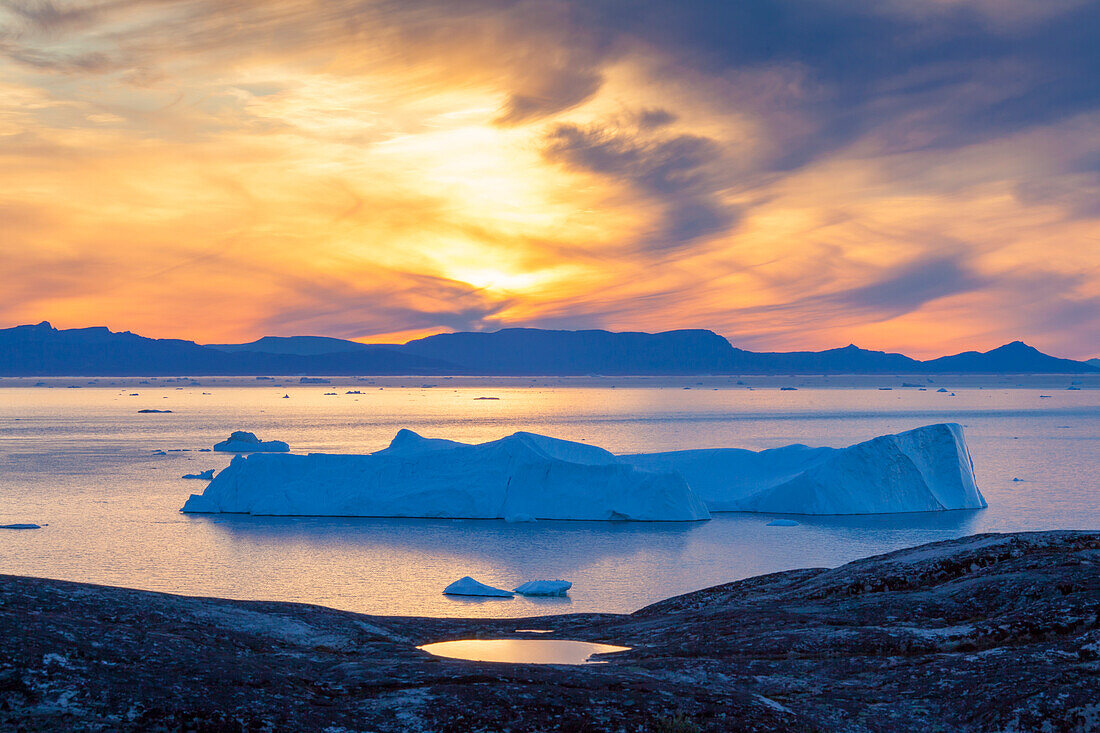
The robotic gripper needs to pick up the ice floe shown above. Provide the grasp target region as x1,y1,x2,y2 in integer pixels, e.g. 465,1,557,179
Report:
513,580,572,596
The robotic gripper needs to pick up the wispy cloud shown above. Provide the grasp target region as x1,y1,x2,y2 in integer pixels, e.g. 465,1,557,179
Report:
0,0,1097,356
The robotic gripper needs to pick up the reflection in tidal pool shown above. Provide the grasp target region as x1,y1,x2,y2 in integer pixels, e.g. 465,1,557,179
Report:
418,639,630,664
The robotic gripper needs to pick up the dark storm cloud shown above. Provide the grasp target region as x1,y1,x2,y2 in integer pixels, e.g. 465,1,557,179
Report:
601,0,1100,141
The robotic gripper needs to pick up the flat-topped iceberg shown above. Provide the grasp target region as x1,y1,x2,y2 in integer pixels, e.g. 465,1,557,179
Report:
182,429,710,521
513,580,572,596
620,423,985,514
213,431,290,453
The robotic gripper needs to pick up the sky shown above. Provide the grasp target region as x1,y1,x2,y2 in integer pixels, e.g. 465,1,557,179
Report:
2,0,1098,358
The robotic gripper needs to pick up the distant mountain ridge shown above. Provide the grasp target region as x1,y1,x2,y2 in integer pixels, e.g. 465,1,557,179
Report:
0,322,451,376
0,321,1096,376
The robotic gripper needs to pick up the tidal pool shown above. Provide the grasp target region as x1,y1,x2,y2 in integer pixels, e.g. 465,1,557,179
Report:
417,639,630,664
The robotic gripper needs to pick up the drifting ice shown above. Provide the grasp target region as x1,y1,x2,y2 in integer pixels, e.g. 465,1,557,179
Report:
513,580,572,596
182,424,985,519
182,469,215,480
212,431,290,453
443,576,513,597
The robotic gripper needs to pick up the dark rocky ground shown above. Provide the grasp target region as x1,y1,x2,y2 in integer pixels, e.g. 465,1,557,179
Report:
3,530,1098,732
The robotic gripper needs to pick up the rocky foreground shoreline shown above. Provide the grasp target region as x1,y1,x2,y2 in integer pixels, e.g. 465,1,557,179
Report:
3,531,1098,732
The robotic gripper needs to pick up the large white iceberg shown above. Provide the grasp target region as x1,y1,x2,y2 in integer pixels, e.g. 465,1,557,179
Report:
182,424,984,519
620,423,985,514
182,429,710,521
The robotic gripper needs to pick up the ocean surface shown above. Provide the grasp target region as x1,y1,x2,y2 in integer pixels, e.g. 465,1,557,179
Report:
1,374,1097,618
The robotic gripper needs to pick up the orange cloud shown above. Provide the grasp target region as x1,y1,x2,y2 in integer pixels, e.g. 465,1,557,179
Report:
0,0,1097,358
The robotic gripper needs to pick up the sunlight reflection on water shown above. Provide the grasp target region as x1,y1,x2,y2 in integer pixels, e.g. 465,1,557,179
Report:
418,639,630,664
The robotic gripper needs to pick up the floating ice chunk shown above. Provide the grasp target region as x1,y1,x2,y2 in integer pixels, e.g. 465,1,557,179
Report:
1,523,42,530
766,519,800,527
213,431,290,453
182,469,215,480
443,576,513,597
182,430,709,521
299,377,330,384
936,387,949,393
513,580,572,596
138,409,173,413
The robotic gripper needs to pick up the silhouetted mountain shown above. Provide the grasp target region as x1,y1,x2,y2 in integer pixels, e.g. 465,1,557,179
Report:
919,341,1097,374
1,322,1096,375
401,328,738,375
1088,358,1100,368
728,344,921,374
206,335,383,356
0,322,453,376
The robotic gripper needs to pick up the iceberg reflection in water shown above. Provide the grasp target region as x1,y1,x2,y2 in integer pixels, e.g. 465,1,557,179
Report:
418,639,630,665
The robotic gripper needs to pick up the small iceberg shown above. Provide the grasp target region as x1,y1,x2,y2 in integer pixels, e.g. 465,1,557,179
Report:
767,519,800,527
212,431,290,453
1,523,42,530
300,377,330,384
513,580,572,596
444,576,513,597
138,409,173,413
182,469,215,480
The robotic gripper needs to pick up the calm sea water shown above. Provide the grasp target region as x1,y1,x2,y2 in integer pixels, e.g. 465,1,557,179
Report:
1,376,1097,618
